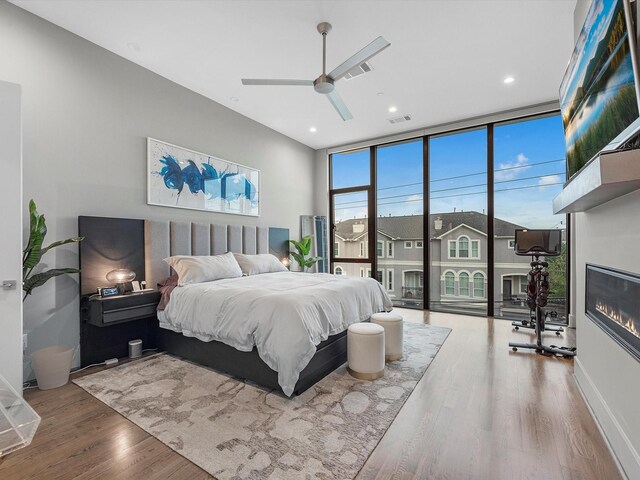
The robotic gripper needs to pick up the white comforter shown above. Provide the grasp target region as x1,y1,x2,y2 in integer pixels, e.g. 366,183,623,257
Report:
158,271,393,396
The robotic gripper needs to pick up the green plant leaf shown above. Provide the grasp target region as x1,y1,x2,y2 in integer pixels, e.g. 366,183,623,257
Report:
22,200,84,300
290,252,305,266
41,236,84,255
23,268,80,298
23,203,47,272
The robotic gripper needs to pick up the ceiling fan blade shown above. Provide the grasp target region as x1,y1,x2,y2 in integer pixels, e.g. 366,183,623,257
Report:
328,36,390,82
241,79,313,86
326,90,353,121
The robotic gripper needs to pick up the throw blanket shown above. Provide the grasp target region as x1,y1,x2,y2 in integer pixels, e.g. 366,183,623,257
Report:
158,271,393,396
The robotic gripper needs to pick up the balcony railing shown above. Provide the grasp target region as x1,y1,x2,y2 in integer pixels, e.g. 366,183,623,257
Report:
402,286,424,299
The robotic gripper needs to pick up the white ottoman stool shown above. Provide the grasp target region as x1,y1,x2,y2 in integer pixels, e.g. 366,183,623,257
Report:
347,322,385,380
371,312,403,361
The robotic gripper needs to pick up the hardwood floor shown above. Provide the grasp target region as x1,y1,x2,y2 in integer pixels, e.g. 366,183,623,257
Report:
0,310,621,480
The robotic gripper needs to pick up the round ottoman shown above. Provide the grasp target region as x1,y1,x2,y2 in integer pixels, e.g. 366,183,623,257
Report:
347,322,385,380
371,312,403,361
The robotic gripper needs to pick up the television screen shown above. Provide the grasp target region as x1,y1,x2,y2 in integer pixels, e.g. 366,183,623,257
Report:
515,229,562,257
560,0,640,179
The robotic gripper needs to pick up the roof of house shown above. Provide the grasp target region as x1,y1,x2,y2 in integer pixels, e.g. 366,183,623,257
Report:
334,211,525,241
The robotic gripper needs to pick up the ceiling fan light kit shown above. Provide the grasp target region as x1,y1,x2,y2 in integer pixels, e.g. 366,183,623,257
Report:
241,22,390,121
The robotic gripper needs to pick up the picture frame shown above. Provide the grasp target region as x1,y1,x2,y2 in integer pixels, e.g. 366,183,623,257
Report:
147,137,260,217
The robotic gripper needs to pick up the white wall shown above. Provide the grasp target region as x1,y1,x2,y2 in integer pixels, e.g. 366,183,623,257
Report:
0,2,316,379
0,81,23,393
573,192,640,479
571,1,640,478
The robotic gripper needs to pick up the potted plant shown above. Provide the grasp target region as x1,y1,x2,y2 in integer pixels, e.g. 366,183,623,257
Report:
289,235,322,272
23,199,83,390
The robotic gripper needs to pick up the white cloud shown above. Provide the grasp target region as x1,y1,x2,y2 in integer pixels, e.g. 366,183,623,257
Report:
495,153,530,181
538,174,562,189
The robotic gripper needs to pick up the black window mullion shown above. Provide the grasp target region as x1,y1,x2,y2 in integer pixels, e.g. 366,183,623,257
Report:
423,136,430,311
487,124,495,317
369,146,377,278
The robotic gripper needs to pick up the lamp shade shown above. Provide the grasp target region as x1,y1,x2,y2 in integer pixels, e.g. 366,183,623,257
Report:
106,269,136,284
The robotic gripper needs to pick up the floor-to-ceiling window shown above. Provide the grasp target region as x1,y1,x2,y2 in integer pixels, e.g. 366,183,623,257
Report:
328,111,568,320
376,139,423,308
330,149,373,277
493,114,568,322
428,128,488,315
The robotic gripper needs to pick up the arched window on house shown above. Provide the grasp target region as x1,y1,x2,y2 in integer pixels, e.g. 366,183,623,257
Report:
458,236,469,258
473,272,485,298
335,266,344,276
444,271,455,295
459,272,470,296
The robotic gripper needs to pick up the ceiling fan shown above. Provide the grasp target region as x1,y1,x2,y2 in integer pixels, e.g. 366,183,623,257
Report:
241,22,390,121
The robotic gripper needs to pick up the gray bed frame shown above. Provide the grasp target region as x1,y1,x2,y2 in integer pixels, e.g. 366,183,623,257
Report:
144,220,348,396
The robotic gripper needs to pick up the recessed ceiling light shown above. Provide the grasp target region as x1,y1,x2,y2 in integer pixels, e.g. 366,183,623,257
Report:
126,42,141,52
230,96,239,102
388,106,397,113
377,92,384,96
309,127,317,133
504,76,515,84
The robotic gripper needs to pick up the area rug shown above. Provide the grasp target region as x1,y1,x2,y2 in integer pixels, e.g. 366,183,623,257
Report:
74,322,450,480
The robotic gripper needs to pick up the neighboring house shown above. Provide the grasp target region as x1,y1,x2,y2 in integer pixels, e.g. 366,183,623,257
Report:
333,211,531,313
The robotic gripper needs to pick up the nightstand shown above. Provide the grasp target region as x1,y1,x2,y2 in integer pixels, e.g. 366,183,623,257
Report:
80,290,161,367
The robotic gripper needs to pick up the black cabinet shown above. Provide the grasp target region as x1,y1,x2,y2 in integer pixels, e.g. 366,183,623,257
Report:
80,291,161,367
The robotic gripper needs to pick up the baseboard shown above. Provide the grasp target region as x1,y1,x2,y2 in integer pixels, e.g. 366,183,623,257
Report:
574,358,640,480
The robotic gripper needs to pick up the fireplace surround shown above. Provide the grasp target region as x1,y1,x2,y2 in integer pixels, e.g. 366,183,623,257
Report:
586,264,640,363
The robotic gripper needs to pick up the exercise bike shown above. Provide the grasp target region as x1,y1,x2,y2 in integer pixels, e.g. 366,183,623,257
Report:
508,229,576,359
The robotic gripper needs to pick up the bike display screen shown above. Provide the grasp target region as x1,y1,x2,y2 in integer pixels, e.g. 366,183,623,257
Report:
514,229,562,256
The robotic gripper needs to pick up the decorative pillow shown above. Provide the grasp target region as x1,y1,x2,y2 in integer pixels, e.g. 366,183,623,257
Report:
233,253,288,276
163,252,243,286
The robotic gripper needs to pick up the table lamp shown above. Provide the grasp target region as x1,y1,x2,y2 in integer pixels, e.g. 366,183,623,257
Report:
106,268,136,294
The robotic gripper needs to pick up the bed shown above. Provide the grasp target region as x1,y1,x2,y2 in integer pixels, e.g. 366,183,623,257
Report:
145,219,392,396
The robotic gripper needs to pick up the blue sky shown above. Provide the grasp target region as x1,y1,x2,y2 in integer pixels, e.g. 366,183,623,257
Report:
333,114,567,230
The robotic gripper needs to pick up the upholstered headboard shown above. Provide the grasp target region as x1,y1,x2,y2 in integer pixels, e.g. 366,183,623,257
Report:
144,221,287,288
79,216,289,293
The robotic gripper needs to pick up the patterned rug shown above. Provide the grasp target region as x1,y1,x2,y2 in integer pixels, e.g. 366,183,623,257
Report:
74,322,450,479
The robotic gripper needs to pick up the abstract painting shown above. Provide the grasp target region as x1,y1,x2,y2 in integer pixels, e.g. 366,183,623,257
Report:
147,138,260,216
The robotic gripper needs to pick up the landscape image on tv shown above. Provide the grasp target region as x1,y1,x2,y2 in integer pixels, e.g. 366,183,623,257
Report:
560,0,640,178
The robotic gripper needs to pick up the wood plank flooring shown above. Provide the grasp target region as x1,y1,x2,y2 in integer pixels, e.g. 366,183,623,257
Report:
0,310,622,480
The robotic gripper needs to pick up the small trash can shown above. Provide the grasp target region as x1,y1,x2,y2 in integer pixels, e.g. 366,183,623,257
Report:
31,346,73,390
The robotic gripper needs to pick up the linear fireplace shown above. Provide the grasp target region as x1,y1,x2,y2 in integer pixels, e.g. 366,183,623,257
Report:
586,264,640,362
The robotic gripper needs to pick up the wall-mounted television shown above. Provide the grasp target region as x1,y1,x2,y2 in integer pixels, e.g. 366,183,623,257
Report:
560,0,640,180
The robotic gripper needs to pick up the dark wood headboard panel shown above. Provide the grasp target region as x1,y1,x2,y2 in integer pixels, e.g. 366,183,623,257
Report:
78,216,145,295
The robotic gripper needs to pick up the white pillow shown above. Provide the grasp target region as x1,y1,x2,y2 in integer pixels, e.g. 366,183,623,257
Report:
163,252,243,286
233,253,288,276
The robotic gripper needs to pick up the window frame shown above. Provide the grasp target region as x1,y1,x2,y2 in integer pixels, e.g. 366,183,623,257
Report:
444,271,455,296
473,271,486,298
448,240,457,259
458,235,470,258
327,110,569,321
387,241,395,258
471,240,480,259
404,241,413,249
387,269,394,292
459,271,470,297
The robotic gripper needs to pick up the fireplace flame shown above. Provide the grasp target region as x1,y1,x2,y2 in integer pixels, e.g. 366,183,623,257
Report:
595,301,639,337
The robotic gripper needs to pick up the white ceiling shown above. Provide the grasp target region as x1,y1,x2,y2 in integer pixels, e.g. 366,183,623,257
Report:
11,0,577,150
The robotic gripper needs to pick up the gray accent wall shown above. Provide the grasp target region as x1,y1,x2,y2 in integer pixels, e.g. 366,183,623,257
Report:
0,2,315,379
